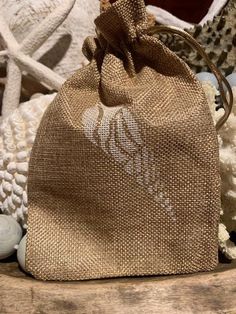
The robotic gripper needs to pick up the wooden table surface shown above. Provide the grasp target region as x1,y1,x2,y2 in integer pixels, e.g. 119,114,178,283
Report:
1,258,236,314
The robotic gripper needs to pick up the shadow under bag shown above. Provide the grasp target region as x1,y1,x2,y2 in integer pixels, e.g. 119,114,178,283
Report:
26,0,221,281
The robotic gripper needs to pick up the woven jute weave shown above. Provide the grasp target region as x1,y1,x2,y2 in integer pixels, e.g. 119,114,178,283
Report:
26,0,221,281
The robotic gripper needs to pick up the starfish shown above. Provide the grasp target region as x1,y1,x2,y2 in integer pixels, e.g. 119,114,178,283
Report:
0,0,76,119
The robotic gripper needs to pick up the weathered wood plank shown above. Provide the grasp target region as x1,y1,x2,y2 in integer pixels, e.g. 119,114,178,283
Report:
0,261,236,313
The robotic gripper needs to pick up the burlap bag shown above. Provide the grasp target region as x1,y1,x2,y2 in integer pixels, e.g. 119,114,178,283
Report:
26,0,222,281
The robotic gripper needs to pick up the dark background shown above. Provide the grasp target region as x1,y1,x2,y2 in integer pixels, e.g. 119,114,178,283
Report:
110,0,214,23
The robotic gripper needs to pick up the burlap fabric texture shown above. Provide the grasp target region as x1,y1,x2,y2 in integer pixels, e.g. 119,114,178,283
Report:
26,0,221,281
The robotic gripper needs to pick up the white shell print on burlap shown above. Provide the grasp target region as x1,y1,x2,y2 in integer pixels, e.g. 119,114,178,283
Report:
0,0,100,78
1,79,236,260
0,94,56,228
82,103,176,222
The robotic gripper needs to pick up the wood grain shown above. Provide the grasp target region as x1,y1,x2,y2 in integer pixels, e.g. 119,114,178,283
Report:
1,261,236,313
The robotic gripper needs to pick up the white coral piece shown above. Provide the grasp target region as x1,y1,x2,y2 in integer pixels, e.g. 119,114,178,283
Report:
0,93,56,228
202,82,236,259
217,87,236,259
218,223,236,259
201,81,221,120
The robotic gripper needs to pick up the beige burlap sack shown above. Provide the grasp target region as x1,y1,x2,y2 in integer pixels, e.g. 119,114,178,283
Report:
26,0,222,281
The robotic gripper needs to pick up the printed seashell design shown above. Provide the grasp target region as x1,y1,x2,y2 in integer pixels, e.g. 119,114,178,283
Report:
0,93,56,228
82,103,176,221
0,214,22,259
0,73,236,260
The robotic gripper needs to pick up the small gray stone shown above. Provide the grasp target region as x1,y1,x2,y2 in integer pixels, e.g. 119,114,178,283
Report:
0,215,22,259
17,234,28,272
196,72,219,88
226,73,236,88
